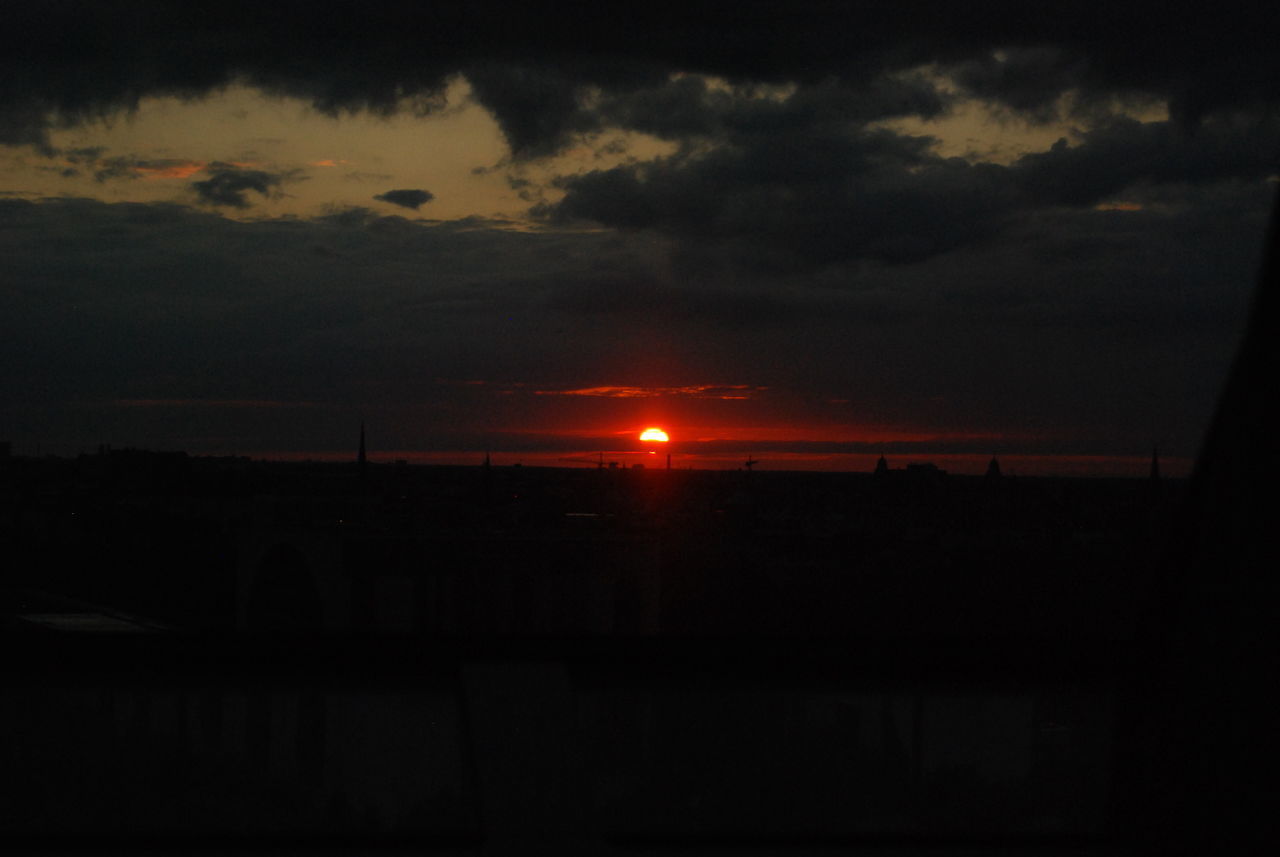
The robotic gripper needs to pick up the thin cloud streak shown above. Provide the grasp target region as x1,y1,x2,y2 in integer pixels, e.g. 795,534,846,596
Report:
536,385,768,399
113,399,321,409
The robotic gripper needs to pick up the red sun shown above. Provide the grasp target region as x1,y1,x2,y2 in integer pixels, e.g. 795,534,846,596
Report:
639,427,670,442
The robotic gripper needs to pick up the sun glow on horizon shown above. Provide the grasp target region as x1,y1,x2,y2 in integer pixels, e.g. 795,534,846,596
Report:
639,427,670,442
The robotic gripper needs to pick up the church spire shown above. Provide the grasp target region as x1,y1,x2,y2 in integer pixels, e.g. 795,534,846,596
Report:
1150,445,1160,482
357,422,367,468
985,455,1002,480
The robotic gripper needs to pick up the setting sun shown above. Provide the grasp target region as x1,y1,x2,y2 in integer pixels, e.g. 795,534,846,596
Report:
639,427,670,442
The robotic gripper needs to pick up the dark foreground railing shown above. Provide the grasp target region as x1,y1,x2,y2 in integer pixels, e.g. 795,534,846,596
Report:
3,632,1146,855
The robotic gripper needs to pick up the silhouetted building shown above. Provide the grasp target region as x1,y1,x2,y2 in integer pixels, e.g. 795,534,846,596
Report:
874,455,889,477
77,446,191,490
905,462,946,480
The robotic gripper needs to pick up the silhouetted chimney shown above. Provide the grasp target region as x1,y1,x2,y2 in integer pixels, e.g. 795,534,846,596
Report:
985,455,1002,480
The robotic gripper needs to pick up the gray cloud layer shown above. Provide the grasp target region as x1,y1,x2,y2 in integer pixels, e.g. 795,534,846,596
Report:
0,185,1264,454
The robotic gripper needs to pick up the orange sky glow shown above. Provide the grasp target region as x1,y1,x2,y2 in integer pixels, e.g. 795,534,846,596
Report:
536,385,768,399
132,161,207,179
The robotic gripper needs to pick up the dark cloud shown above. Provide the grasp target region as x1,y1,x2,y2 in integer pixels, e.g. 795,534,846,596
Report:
541,90,1278,273
64,146,106,163
93,156,142,182
462,64,608,159
949,46,1088,122
4,2,1278,157
543,122,1017,270
191,162,298,208
1011,115,1280,207
597,74,949,143
373,188,434,210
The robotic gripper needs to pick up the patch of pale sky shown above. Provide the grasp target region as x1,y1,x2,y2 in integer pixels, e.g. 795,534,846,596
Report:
870,67,1169,165
687,72,798,101
28,79,520,219
12,77,682,225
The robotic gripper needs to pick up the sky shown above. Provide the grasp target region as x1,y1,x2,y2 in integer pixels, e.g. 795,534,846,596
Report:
2,1,1277,475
